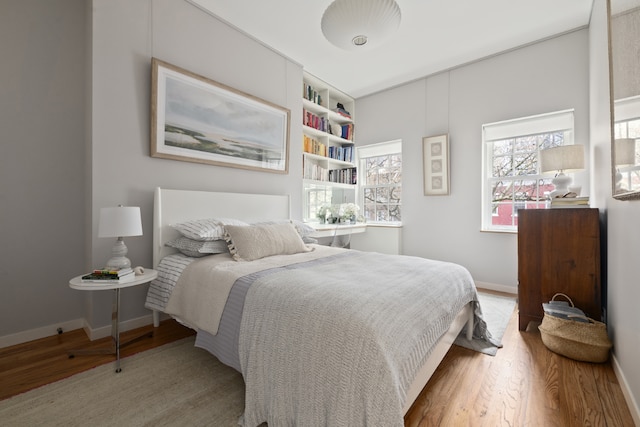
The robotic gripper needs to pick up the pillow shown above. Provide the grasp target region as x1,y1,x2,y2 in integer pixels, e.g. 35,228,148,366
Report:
251,219,316,238
225,222,312,261
171,218,248,241
166,236,229,258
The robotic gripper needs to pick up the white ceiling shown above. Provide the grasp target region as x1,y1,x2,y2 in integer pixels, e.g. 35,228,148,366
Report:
188,0,594,99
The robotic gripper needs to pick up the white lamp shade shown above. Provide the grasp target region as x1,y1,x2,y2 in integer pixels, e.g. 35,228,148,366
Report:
98,206,143,238
540,144,585,173
615,138,636,166
321,0,401,50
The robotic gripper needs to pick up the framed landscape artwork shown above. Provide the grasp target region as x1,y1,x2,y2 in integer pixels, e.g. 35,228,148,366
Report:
151,58,290,173
423,134,450,195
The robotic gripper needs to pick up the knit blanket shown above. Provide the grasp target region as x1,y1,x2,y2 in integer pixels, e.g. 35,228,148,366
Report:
238,250,483,427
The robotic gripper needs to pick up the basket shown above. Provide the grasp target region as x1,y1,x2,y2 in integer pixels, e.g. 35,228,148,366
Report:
538,294,612,363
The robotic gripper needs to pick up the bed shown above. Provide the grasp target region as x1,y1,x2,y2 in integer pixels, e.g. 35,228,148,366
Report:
145,187,492,426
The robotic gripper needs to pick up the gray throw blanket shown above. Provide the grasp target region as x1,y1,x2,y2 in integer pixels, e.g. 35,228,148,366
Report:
238,250,488,426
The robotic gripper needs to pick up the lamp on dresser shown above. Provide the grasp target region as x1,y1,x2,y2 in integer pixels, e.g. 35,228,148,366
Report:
98,205,143,269
614,138,636,191
539,144,585,198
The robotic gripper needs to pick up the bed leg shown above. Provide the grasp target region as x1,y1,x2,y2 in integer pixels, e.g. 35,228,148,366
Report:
153,310,160,327
466,306,474,340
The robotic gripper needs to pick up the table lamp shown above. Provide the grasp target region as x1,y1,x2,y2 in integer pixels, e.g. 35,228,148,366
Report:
539,144,585,198
98,206,143,269
614,138,636,190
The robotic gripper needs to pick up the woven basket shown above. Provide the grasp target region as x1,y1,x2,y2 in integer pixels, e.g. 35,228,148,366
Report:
539,296,612,363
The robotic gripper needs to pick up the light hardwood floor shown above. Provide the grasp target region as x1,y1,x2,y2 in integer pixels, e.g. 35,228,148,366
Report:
1,304,635,426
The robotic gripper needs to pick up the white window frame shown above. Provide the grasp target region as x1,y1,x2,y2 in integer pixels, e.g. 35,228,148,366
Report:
481,110,575,232
357,139,402,224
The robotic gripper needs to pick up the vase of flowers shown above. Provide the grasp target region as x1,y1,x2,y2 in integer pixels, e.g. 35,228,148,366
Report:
317,205,333,224
339,203,360,224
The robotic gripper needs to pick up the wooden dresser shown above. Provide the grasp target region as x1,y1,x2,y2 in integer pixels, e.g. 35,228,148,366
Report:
517,208,602,331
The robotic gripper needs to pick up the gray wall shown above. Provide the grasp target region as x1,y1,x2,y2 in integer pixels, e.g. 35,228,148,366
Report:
0,0,304,339
591,0,640,416
355,30,590,291
0,0,87,337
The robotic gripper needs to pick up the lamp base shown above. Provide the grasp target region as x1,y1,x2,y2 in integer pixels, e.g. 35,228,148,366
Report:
104,256,132,270
549,172,572,199
105,238,131,270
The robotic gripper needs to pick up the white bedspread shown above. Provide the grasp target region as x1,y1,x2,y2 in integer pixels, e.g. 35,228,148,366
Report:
164,245,338,334
238,250,483,427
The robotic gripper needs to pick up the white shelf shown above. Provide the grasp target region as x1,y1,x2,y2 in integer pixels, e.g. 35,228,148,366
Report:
303,151,354,168
303,178,356,189
303,125,354,145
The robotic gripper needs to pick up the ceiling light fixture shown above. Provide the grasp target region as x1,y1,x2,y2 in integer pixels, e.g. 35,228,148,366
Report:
321,0,401,51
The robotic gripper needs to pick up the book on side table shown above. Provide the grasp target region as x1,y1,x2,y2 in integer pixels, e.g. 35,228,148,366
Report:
81,267,135,283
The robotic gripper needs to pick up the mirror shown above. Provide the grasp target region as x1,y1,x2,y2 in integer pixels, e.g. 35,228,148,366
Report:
609,0,640,199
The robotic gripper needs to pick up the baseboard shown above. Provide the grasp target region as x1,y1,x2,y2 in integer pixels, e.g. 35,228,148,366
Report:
0,314,155,349
611,353,640,426
85,314,155,341
0,319,85,349
475,280,517,295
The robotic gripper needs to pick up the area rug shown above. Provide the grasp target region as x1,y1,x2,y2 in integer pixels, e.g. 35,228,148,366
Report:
454,291,517,356
0,337,246,427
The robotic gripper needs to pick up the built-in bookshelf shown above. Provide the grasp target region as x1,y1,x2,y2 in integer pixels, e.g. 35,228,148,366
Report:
302,72,356,186
302,72,357,222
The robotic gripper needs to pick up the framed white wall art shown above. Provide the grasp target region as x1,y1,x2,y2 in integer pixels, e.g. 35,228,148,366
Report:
423,134,450,195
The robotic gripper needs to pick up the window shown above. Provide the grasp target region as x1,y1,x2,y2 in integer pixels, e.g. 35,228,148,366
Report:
304,184,334,222
481,110,575,232
358,140,402,223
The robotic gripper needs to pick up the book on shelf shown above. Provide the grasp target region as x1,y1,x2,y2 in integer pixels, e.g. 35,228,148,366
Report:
303,83,323,107
332,103,351,119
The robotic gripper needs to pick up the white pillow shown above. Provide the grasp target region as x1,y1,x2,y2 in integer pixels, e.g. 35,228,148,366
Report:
166,236,229,257
251,219,316,238
171,218,248,241
225,222,312,261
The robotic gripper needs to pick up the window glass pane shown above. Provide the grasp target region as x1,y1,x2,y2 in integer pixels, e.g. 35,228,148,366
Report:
365,158,378,185
390,186,401,203
375,156,390,184
492,139,513,157
363,188,375,203
376,187,389,203
389,204,401,221
513,152,536,176
376,206,388,221
493,155,513,177
491,202,514,226
514,136,537,152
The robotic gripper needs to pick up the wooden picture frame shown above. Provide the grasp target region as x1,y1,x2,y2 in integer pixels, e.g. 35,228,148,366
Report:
150,58,290,173
423,134,450,195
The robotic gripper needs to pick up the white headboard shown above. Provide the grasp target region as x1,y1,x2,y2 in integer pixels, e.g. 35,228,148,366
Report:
153,187,290,268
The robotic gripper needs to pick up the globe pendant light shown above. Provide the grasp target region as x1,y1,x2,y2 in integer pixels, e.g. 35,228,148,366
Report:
321,0,401,51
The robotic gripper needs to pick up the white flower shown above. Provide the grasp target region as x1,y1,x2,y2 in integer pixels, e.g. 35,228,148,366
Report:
339,203,360,218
